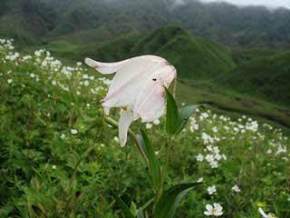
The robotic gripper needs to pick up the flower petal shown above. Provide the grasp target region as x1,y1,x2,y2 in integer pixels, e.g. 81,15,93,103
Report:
103,56,168,108
206,204,213,211
118,109,135,147
258,208,268,218
133,65,176,122
134,81,165,122
84,57,129,74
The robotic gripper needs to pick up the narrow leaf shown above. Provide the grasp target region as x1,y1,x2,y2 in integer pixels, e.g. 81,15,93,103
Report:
165,88,196,135
165,88,179,135
137,130,163,193
176,105,196,134
154,183,197,218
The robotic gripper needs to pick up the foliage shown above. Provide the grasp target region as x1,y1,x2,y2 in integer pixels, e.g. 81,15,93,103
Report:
0,40,290,217
224,51,290,107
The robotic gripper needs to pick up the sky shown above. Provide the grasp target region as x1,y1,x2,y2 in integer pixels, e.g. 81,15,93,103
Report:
200,0,290,9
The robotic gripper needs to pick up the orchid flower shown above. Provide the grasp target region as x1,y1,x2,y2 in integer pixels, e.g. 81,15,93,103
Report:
85,55,177,146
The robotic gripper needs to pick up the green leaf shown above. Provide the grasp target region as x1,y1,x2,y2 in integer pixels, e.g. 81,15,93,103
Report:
115,196,135,218
137,130,163,193
165,88,179,135
154,183,197,218
165,88,196,135
176,105,196,134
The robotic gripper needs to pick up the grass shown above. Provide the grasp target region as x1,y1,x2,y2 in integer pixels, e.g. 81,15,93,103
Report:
177,81,290,129
0,40,289,218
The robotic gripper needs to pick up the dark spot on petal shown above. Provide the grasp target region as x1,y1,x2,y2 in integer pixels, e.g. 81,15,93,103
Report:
152,78,157,81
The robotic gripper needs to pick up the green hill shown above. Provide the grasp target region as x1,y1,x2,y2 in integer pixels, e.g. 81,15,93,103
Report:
224,51,290,107
77,26,236,81
130,26,236,80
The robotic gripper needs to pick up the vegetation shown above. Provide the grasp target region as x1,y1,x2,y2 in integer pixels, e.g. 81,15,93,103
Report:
0,39,289,218
1,1,290,216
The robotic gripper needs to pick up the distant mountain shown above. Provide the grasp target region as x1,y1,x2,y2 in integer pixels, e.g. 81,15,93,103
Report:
1,0,290,48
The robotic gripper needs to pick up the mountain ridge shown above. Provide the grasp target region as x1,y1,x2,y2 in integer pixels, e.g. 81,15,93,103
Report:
1,0,290,48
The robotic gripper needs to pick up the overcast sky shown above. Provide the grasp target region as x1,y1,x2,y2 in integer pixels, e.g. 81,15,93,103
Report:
200,0,290,9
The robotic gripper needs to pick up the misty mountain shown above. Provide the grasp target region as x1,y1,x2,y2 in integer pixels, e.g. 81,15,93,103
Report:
1,0,290,48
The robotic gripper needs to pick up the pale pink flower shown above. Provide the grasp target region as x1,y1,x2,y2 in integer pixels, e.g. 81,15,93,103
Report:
85,55,176,146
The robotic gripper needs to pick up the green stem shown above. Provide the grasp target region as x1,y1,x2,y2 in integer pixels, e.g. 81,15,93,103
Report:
172,78,177,98
65,145,96,212
104,116,149,165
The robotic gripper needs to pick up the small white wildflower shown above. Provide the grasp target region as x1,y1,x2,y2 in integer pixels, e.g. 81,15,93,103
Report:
212,126,218,133
209,160,219,168
204,203,223,217
196,154,204,162
7,79,13,84
113,136,119,142
83,80,90,87
207,185,216,195
153,119,160,125
70,129,78,135
146,123,153,129
60,134,66,139
197,177,204,183
232,185,241,193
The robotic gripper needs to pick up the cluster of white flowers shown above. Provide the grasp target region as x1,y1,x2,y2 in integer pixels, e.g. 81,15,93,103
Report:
204,203,223,216
186,109,289,216
0,39,19,63
189,116,199,132
0,39,14,50
5,51,20,62
196,144,226,169
1,39,113,102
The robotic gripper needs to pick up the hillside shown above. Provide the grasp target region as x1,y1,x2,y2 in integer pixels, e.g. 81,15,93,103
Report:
1,0,290,127
130,26,236,79
79,26,236,80
1,0,290,48
0,40,289,217
224,51,290,107
37,25,290,127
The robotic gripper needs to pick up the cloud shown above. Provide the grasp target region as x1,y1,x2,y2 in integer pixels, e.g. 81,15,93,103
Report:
200,0,290,9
